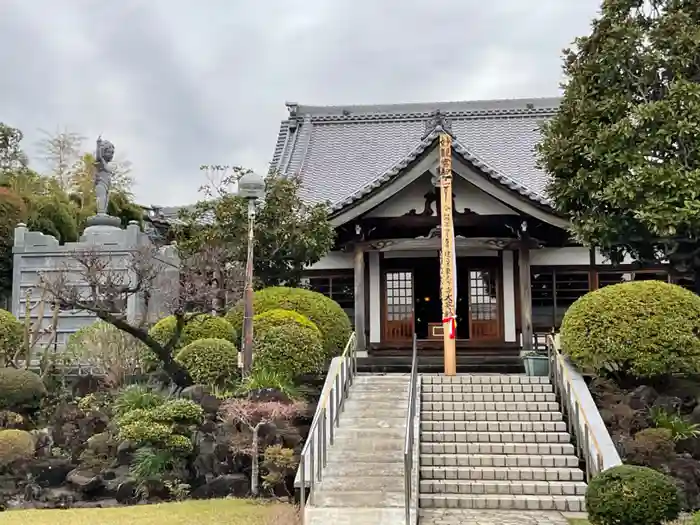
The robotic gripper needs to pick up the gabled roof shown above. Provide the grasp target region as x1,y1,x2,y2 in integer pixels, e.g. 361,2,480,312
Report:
270,97,560,212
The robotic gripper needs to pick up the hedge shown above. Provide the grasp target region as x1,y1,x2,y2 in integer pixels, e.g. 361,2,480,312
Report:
0,429,35,466
0,368,47,412
560,280,700,378
253,308,319,339
0,309,23,367
175,338,239,386
252,322,325,378
226,287,351,359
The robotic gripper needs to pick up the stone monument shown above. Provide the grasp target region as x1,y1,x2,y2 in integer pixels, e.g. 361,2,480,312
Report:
85,136,122,230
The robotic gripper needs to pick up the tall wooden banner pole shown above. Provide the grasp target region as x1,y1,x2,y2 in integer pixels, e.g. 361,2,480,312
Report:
438,133,457,376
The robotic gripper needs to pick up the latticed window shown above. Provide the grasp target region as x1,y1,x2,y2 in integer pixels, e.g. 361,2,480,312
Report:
531,269,590,330
302,274,354,318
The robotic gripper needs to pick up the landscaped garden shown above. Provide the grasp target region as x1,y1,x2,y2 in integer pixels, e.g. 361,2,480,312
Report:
0,284,350,516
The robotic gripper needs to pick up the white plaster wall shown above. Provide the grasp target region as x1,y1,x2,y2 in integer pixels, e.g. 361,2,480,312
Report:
531,247,590,266
502,251,516,342
366,171,517,218
306,251,354,270
369,252,381,343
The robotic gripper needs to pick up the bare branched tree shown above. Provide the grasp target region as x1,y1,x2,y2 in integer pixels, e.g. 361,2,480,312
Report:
39,243,244,387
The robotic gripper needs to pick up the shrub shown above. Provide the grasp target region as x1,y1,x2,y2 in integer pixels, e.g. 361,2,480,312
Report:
650,407,700,442
624,428,676,468
118,420,172,445
238,368,301,400
226,286,351,359
149,314,237,352
0,309,23,367
175,338,239,386
0,367,47,412
163,434,193,454
112,385,166,417
253,323,324,378
253,309,319,340
560,281,700,378
66,321,145,386
0,429,35,466
152,399,204,426
586,464,680,525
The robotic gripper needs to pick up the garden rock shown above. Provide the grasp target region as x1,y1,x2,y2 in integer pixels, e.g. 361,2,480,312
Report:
690,404,700,425
190,473,248,499
652,395,683,414
628,385,658,410
666,456,700,510
115,439,136,466
114,479,137,504
66,468,103,494
29,458,74,487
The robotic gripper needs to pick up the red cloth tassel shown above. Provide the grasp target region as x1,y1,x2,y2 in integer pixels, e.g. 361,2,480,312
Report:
442,317,456,339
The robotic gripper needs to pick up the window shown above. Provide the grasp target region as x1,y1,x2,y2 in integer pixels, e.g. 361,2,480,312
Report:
597,270,669,289
531,269,590,330
303,274,354,317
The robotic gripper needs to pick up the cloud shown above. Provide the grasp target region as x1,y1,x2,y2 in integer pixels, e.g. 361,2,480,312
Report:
0,0,600,206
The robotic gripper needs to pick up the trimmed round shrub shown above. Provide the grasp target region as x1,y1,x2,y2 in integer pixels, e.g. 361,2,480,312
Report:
226,286,351,359
561,281,700,378
586,464,680,525
0,309,23,367
253,322,325,377
0,429,35,466
175,338,239,386
149,314,237,351
254,308,319,340
118,420,172,444
0,368,47,412
152,399,204,426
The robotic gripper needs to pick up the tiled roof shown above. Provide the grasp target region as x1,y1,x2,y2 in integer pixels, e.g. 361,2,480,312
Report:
270,97,560,211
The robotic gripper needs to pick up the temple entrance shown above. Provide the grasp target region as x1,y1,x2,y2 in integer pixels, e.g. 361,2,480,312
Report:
382,256,501,344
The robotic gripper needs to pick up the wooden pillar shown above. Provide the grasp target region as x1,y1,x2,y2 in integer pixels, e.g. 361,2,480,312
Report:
519,241,533,352
354,245,366,353
438,133,457,376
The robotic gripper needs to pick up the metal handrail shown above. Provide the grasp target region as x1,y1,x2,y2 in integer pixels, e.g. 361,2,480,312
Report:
299,331,358,516
546,334,606,481
403,334,418,525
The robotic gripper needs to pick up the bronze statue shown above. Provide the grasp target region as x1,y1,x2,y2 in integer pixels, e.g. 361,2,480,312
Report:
94,137,115,215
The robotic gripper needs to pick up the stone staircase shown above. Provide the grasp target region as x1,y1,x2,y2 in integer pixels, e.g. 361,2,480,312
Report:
419,375,586,512
304,374,412,525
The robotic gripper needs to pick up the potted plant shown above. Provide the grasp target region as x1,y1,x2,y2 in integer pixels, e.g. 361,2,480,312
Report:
522,349,549,377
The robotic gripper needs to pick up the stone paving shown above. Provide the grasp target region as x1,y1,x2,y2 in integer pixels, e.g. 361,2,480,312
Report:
419,509,570,525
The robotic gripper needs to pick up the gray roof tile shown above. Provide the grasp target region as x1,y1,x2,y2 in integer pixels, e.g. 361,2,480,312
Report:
271,97,559,210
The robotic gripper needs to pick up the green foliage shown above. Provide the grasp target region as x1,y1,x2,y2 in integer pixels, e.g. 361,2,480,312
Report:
560,281,700,378
625,428,676,468
27,194,78,243
0,429,35,466
0,188,26,297
253,309,319,339
0,309,23,367
175,338,239,386
67,321,146,386
112,385,166,417
261,445,298,493
151,399,204,426
650,407,700,442
237,368,302,400
0,367,47,412
537,1,700,279
148,314,236,357
163,434,194,454
693,510,700,525
118,420,172,444
227,286,350,359
177,171,335,287
0,124,28,174
585,464,680,525
129,446,177,487
253,323,324,378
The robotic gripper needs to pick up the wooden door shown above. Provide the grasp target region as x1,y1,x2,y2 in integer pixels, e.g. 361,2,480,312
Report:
467,268,500,340
383,270,414,342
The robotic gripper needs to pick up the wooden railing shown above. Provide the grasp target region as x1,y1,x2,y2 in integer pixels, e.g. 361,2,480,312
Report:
546,334,622,480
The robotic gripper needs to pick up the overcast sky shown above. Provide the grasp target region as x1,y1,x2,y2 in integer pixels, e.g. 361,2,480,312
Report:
0,1,601,206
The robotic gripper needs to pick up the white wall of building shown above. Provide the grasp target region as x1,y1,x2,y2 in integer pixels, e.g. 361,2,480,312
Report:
369,252,381,343
502,251,517,342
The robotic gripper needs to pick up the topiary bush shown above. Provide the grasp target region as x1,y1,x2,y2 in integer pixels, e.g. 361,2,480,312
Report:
0,367,47,412
175,338,239,386
0,309,23,367
586,464,680,525
253,308,319,340
0,429,35,466
226,286,351,359
151,399,204,426
560,281,700,378
253,322,325,378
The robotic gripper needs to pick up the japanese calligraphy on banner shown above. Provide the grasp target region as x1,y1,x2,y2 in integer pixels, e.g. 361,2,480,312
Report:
438,133,458,339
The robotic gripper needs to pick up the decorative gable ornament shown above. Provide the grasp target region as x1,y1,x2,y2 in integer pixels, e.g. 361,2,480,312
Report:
422,109,454,140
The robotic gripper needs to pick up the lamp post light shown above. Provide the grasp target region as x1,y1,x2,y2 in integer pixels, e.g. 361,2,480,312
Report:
238,171,265,376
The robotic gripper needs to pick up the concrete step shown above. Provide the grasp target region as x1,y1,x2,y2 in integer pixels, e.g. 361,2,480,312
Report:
304,507,407,525
319,475,406,491
422,392,556,403
422,410,563,422
339,417,406,429
422,375,550,385
349,391,410,400
341,407,409,418
420,465,585,482
325,451,404,464
324,461,405,477
332,437,404,452
419,494,585,512
421,401,560,412
422,383,553,394
312,489,405,508
420,454,580,468
333,428,405,440
344,399,409,410
421,421,568,433
420,479,587,496
423,431,572,444
420,443,576,456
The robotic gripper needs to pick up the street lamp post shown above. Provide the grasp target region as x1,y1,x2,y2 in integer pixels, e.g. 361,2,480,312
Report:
238,171,265,376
